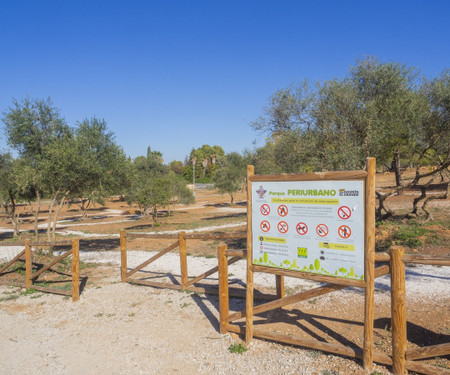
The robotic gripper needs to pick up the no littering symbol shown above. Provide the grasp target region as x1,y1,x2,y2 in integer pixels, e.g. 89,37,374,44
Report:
338,206,352,220
316,224,328,237
338,225,351,239
260,204,270,216
296,222,308,235
260,220,270,232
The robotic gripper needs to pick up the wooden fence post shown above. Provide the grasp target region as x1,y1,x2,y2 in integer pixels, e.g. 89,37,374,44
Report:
245,165,255,344
179,231,188,290
25,240,32,289
72,239,80,302
391,246,407,375
364,157,376,371
276,275,285,299
120,230,127,282
218,244,229,334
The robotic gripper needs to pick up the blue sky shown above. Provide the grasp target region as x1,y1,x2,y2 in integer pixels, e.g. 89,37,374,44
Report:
1,1,449,162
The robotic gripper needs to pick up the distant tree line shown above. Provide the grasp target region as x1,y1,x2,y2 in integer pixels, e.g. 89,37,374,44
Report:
1,56,448,236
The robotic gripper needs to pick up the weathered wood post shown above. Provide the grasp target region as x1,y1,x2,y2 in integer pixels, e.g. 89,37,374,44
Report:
120,230,127,282
364,157,376,371
72,238,80,302
179,231,188,290
245,165,255,344
276,275,285,299
25,239,32,289
218,244,229,334
391,245,407,375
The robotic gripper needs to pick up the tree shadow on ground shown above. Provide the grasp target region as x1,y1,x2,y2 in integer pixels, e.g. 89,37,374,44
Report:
204,200,246,208
80,238,120,252
202,212,246,221
374,317,450,348
124,224,155,231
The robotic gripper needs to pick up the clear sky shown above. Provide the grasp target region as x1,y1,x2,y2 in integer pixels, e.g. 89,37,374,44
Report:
1,0,449,163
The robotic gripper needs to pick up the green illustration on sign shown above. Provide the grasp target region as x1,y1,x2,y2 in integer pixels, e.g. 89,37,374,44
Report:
253,252,362,280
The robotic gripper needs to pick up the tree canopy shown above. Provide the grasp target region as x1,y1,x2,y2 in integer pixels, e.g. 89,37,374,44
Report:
249,57,449,219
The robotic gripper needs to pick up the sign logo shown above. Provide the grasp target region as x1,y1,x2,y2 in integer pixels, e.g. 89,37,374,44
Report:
296,222,308,235
260,204,270,216
338,225,351,239
260,220,270,232
316,224,329,237
277,221,289,233
277,205,288,217
256,186,267,199
338,206,352,220
339,189,359,197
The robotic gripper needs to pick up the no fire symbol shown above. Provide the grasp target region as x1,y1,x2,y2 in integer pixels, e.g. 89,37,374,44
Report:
260,204,270,216
338,206,352,220
260,220,270,232
277,221,289,234
277,205,288,217
316,224,329,237
296,222,308,235
338,225,351,239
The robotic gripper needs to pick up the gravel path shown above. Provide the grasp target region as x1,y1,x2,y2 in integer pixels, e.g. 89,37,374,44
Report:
0,246,448,374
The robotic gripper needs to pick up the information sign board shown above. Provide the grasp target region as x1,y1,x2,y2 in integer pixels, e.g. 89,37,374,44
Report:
251,180,365,280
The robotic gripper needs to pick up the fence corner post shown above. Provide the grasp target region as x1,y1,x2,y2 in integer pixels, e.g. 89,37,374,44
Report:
72,239,80,302
120,230,127,282
391,245,407,375
218,244,229,334
25,239,32,289
179,231,188,290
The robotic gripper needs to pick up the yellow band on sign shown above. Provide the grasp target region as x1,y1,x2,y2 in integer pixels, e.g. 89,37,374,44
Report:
271,198,339,205
260,236,286,244
319,242,355,251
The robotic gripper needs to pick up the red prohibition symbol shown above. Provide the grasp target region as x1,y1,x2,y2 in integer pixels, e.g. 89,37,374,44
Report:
277,221,289,233
316,224,329,237
296,222,308,235
277,205,288,217
260,220,270,232
260,204,270,216
338,206,352,220
338,225,351,239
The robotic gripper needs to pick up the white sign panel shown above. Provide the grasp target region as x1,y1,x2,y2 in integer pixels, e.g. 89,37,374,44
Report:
251,180,365,280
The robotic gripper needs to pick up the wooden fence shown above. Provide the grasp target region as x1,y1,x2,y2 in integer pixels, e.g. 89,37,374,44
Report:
218,243,392,365
376,247,450,375
0,239,81,302
120,230,278,300
219,244,450,375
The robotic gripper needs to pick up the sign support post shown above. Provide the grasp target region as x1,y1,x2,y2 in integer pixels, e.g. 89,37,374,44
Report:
364,157,376,370
245,165,255,344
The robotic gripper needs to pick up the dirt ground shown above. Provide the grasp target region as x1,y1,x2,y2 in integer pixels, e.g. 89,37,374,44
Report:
0,171,449,374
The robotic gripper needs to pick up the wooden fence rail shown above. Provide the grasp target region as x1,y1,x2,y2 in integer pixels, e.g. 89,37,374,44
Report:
0,239,81,302
120,230,277,300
